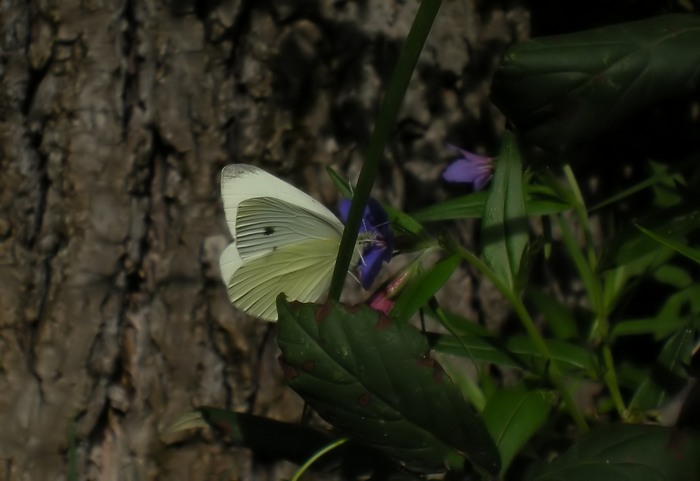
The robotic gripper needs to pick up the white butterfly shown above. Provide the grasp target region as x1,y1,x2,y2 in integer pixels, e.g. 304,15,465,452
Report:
219,164,359,321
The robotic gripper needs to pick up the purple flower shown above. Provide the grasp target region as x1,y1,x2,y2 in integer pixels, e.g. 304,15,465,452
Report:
338,198,394,289
442,144,494,191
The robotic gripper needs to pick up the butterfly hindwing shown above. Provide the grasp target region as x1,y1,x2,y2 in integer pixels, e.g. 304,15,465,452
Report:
226,238,339,321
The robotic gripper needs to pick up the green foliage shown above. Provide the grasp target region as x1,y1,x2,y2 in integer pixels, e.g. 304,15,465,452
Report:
526,425,700,481
483,387,553,474
481,131,529,293
276,300,501,474
198,5,700,481
491,14,700,152
391,255,460,322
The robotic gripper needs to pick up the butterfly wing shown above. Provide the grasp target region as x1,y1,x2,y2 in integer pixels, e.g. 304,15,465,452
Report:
221,237,339,321
220,165,345,321
220,164,341,240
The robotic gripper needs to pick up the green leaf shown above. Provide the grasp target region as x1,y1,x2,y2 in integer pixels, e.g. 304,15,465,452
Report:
611,317,691,338
412,191,488,222
637,224,700,265
653,264,693,289
527,424,700,481
602,207,700,269
392,255,460,322
657,285,700,322
483,387,552,474
528,288,579,340
492,14,700,152
556,215,603,311
629,328,696,412
276,300,501,474
590,160,682,211
506,337,597,376
326,166,354,200
432,333,597,375
525,200,572,217
411,185,570,223
481,131,528,292
383,204,427,238
427,307,492,339
430,333,518,368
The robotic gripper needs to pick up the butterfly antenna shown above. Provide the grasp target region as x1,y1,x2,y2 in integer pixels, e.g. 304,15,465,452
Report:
374,218,391,229
346,244,364,286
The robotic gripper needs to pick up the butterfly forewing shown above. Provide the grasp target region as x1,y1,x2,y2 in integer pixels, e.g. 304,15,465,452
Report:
235,197,343,260
221,164,341,236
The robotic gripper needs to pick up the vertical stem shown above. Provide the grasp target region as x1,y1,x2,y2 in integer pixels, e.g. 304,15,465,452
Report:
563,164,597,270
329,0,443,300
562,164,626,418
452,242,588,431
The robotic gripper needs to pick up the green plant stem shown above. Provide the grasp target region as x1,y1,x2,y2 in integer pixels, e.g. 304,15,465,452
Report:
559,167,627,419
557,216,627,419
450,241,588,431
68,417,77,481
563,164,597,270
290,438,348,481
329,0,443,300
430,300,487,410
602,343,628,419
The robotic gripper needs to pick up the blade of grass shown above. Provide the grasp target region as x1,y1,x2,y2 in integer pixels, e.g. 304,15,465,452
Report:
637,224,700,264
329,0,443,300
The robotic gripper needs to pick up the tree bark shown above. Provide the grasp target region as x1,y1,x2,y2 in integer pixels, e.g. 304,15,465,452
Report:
0,1,526,479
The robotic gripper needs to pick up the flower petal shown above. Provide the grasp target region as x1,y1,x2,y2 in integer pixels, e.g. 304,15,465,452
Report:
447,144,490,165
472,171,493,191
359,245,389,289
442,145,494,191
442,158,484,184
338,198,352,223
337,197,394,289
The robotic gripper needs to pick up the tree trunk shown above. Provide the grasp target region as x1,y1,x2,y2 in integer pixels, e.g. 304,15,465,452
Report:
0,1,526,479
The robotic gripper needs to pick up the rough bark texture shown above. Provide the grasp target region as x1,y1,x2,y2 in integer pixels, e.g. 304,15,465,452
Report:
0,1,527,479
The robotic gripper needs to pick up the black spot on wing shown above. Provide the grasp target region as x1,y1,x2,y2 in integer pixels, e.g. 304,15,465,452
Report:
264,226,275,235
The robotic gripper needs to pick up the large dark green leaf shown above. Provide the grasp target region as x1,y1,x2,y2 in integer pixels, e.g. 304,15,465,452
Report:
276,299,501,474
527,424,700,481
491,14,700,152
